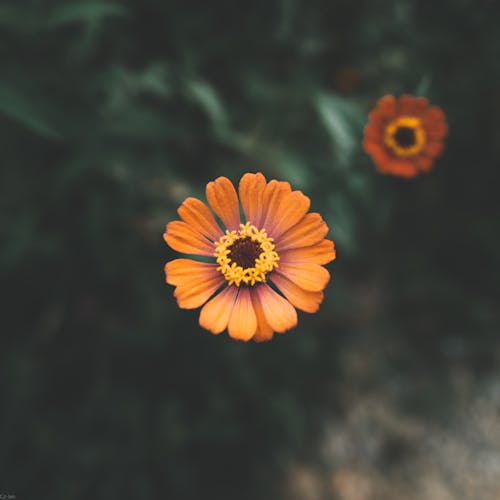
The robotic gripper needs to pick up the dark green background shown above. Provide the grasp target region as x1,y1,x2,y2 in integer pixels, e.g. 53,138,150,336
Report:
1,1,499,499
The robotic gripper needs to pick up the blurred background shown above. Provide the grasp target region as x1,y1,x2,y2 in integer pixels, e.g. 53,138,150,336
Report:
1,0,500,498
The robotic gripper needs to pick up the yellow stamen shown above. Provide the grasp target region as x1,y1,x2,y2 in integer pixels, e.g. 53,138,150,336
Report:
384,116,426,157
214,222,279,287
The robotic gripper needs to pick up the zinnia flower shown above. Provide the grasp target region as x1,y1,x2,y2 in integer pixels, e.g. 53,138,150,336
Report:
164,173,336,342
363,94,448,178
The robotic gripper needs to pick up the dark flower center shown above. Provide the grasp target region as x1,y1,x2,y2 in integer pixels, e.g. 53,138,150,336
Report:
227,237,262,269
393,126,416,148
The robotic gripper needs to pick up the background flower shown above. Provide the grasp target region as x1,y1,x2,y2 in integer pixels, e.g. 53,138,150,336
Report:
363,94,448,178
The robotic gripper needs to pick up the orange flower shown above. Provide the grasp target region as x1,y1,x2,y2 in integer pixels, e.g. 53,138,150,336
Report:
363,94,448,178
164,173,336,342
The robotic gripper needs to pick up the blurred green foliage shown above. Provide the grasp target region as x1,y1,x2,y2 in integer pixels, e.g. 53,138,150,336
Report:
1,0,499,498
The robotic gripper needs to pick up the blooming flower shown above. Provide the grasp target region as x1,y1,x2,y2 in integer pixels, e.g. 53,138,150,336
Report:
363,94,448,178
164,173,336,342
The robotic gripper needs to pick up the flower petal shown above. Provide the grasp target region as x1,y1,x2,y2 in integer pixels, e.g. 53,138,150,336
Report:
165,258,219,286
426,122,448,141
238,172,267,226
256,284,297,333
177,197,223,241
277,262,330,292
363,141,391,168
415,157,434,174
279,240,336,265
271,273,324,313
363,123,382,140
275,213,328,252
227,287,257,341
398,94,419,115
164,221,215,256
376,95,396,116
425,141,444,158
266,190,311,239
422,107,447,139
199,286,238,334
174,275,225,309
206,176,241,231
251,292,274,342
378,159,418,178
261,180,291,231
412,96,429,116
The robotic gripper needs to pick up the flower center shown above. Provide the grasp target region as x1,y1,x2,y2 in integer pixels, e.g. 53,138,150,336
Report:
214,222,279,286
384,116,426,157
393,126,415,147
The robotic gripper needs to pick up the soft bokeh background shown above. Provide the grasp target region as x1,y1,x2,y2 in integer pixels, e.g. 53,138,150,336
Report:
1,1,499,499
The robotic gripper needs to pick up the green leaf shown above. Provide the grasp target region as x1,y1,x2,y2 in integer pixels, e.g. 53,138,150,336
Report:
185,79,229,134
47,2,128,27
414,74,433,96
0,80,61,139
314,92,364,166
104,105,173,139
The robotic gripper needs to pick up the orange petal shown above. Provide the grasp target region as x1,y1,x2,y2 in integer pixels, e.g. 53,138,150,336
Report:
378,159,418,178
271,273,324,313
238,172,267,226
275,213,328,252
412,96,429,116
174,274,225,309
261,180,291,231
251,292,274,342
377,95,396,116
363,123,382,141
227,287,257,341
164,221,215,256
266,190,311,239
422,107,447,139
422,106,445,122
363,140,391,168
165,258,219,286
206,176,241,231
425,141,444,157
279,240,336,265
426,128,447,141
177,197,223,241
199,286,238,334
426,122,448,141
368,111,390,129
415,156,434,173
398,94,418,115
277,262,330,292
255,284,297,333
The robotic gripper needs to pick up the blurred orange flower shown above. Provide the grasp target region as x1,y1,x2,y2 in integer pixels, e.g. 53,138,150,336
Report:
164,173,336,342
363,94,448,178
